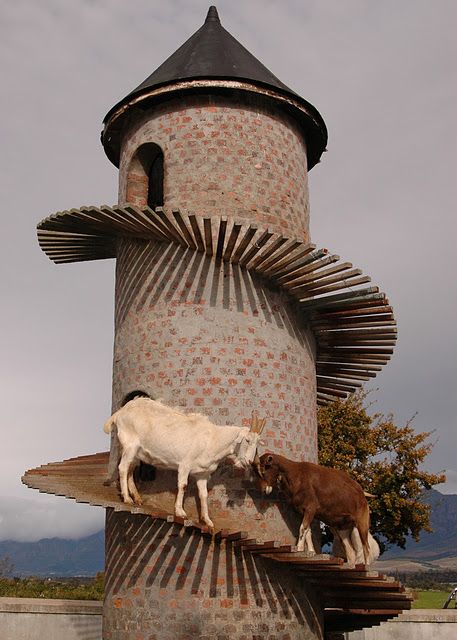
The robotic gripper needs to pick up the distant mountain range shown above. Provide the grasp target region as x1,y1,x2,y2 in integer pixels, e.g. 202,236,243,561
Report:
0,530,104,577
380,489,457,569
1,490,455,577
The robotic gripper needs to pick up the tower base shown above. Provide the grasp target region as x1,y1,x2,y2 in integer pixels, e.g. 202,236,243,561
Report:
103,509,323,640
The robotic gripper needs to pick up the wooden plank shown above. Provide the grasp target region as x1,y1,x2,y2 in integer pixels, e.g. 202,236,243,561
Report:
118,205,167,239
274,248,329,282
114,205,163,239
64,207,119,234
143,206,182,242
265,242,316,277
290,267,363,294
172,210,197,249
321,340,397,349
223,222,242,261
329,347,394,355
316,362,382,372
281,254,341,288
250,236,288,271
259,239,302,273
154,207,188,247
215,217,228,260
283,257,349,290
123,204,169,241
316,386,348,398
296,276,372,301
316,377,362,391
230,225,257,264
99,204,143,235
238,230,273,267
312,308,394,321
315,328,398,338
314,320,396,332
224,531,249,541
316,369,375,381
299,288,382,311
188,214,205,252
313,304,393,320
318,356,391,366
203,218,213,256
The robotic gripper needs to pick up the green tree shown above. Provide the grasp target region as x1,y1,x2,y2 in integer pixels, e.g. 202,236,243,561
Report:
317,390,445,551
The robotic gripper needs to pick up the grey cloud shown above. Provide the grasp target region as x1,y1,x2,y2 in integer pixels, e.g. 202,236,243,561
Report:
1,0,456,541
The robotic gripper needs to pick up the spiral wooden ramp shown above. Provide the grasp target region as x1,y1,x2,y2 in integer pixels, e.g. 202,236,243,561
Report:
37,205,397,406
22,452,412,635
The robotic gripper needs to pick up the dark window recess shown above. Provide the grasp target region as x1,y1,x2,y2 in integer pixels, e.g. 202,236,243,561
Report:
147,151,164,210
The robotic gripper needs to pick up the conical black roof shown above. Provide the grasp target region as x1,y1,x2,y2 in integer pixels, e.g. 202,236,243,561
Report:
128,6,302,104
102,7,327,168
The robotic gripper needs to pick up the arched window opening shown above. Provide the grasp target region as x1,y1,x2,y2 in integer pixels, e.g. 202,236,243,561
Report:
147,150,164,210
126,143,164,209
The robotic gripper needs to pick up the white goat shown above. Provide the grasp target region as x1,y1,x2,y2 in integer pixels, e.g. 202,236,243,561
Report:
104,398,266,528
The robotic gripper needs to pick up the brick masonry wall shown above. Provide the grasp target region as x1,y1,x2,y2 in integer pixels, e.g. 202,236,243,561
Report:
118,93,310,240
111,237,317,539
104,92,321,639
103,510,323,640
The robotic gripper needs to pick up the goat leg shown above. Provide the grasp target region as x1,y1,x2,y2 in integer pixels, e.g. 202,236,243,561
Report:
175,465,190,519
297,511,316,553
195,474,214,529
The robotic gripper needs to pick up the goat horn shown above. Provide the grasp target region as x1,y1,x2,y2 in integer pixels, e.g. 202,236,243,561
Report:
250,410,267,434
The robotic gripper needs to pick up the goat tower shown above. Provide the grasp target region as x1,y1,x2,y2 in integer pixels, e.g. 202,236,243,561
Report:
25,6,405,639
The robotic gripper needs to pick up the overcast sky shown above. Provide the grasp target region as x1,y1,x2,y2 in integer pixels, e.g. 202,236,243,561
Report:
1,0,456,542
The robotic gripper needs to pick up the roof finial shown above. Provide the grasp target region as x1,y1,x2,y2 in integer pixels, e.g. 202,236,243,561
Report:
205,6,220,23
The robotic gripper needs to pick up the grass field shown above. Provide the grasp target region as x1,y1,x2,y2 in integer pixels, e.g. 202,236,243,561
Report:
412,590,453,608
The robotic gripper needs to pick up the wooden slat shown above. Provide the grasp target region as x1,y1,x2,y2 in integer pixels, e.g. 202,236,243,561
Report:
279,253,338,287
122,204,169,241
299,288,382,311
203,218,213,256
258,239,302,273
231,225,257,264
154,207,188,247
296,276,372,301
215,217,228,260
223,222,242,262
23,450,410,634
188,214,205,252
275,248,329,284
291,263,362,291
251,236,288,271
238,230,273,267
265,242,316,277
172,210,197,249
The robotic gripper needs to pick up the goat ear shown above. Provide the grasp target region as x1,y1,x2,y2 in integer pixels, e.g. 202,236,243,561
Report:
264,454,273,467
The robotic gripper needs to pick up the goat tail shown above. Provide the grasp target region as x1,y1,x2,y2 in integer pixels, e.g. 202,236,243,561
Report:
366,532,380,565
358,504,372,565
103,411,119,434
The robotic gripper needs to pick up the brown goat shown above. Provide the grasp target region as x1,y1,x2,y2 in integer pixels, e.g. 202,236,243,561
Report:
255,452,379,566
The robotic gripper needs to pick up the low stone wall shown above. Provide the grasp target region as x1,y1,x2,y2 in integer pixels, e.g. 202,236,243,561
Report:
347,609,457,640
1,599,456,640
0,598,102,640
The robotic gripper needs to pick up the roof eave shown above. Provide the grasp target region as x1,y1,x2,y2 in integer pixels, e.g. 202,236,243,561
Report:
101,78,328,170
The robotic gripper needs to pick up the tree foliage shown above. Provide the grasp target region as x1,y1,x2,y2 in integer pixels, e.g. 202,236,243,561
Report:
317,390,445,552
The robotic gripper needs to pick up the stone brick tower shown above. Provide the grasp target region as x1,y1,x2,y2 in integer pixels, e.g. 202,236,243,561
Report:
27,6,402,639
100,8,327,636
